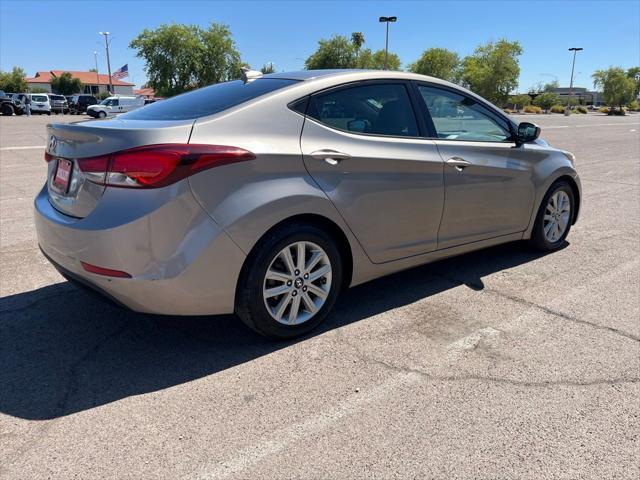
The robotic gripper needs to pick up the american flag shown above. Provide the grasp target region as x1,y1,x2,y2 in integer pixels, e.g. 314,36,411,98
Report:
112,64,128,80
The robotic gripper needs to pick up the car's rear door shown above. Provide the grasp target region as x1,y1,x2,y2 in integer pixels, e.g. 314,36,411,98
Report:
300,81,444,264
414,83,536,249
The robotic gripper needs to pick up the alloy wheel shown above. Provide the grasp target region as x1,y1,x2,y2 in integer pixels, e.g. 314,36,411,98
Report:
543,190,571,243
263,241,332,325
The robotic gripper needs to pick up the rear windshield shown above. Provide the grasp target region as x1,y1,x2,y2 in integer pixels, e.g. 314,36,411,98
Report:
121,78,298,121
32,95,48,102
50,95,65,101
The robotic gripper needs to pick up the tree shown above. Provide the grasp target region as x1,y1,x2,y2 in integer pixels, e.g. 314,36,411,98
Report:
351,32,365,54
409,48,460,82
260,63,275,74
461,39,523,106
89,68,98,73
592,67,636,113
50,72,82,95
533,92,561,112
305,35,358,69
356,49,401,70
305,33,400,70
508,94,531,111
130,22,243,97
626,67,640,99
0,66,27,92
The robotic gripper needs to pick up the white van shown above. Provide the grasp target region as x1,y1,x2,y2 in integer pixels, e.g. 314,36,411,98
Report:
87,95,145,118
29,94,51,115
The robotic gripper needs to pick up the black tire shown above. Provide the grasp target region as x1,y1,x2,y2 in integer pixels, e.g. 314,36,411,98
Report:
98,111,106,119
529,180,575,251
1,104,14,116
46,112,51,116
236,223,343,339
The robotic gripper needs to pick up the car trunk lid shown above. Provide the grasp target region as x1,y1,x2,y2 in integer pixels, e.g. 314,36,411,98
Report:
45,118,195,218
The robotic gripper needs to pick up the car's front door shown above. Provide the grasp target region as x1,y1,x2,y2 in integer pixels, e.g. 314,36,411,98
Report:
415,84,537,249
300,81,444,264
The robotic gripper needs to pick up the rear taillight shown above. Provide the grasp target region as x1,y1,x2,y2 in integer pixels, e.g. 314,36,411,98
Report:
75,144,255,188
81,261,131,278
44,151,54,162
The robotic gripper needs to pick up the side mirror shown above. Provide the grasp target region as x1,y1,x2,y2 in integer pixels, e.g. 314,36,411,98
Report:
516,122,541,145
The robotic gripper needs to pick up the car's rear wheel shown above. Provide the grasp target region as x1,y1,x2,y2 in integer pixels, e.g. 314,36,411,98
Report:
236,223,342,339
529,180,574,251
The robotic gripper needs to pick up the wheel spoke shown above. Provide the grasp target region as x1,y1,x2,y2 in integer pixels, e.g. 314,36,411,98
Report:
305,250,323,273
558,212,570,231
280,247,296,275
288,295,301,323
266,269,291,283
296,242,306,272
307,282,328,300
543,214,553,222
273,292,292,321
264,284,291,299
544,220,555,236
302,292,318,314
308,264,331,282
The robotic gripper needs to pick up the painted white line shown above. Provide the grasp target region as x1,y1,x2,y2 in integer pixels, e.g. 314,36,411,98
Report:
196,371,422,480
0,145,45,151
544,122,640,129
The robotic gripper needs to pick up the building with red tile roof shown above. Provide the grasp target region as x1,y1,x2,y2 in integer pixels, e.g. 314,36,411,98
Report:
25,70,135,95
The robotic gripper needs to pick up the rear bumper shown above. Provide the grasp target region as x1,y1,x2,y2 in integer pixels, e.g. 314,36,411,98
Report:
34,183,246,315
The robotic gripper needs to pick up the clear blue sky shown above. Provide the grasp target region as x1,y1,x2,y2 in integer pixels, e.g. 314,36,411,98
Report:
1,0,638,91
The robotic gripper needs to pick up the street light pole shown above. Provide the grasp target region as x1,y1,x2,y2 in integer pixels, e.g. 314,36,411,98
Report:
378,16,397,70
99,32,113,94
93,51,99,95
565,47,583,116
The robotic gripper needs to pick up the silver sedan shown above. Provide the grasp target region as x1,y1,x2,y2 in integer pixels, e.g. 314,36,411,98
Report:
35,70,581,338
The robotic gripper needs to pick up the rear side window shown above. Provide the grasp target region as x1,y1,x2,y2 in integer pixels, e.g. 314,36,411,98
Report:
308,83,418,137
121,78,298,121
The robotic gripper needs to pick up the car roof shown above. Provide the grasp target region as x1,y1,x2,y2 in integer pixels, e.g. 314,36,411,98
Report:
267,69,450,85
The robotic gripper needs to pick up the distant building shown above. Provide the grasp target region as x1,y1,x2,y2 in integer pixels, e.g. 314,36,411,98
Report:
550,87,603,106
133,87,163,100
25,70,135,95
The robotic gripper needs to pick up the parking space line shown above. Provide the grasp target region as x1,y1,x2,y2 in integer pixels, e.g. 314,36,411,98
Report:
0,145,45,151
196,371,423,480
544,122,640,129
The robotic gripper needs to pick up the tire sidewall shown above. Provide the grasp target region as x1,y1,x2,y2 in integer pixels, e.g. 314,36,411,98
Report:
239,224,343,339
532,181,574,250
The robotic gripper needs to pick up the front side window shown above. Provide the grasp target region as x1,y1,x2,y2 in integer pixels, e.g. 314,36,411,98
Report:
308,83,419,137
418,85,511,142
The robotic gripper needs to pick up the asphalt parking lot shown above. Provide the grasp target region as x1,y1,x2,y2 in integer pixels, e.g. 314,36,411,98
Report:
1,112,639,479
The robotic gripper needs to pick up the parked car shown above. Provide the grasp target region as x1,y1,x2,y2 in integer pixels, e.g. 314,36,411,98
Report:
36,70,581,339
0,90,23,116
68,94,98,115
49,94,69,114
29,93,51,115
86,95,144,118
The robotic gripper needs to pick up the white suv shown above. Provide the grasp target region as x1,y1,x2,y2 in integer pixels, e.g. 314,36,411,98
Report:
87,95,144,118
29,94,52,115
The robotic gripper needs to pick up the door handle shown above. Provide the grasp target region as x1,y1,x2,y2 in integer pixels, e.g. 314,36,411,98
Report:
310,149,351,165
446,157,472,171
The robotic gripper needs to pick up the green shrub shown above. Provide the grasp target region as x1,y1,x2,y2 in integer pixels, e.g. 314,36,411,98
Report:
503,108,515,114
576,106,588,114
550,105,564,114
598,106,610,114
523,105,542,114
629,100,639,111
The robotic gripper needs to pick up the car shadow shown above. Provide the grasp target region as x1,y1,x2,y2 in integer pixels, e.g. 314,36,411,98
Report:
0,241,562,420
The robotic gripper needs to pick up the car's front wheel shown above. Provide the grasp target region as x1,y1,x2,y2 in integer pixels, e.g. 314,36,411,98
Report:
1,104,14,116
236,223,343,339
529,180,575,251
